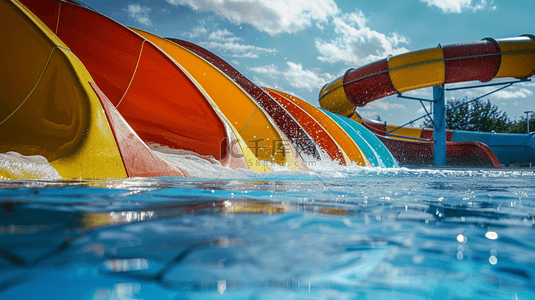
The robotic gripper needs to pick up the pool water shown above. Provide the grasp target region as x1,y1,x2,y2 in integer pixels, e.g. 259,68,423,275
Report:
1,166,534,299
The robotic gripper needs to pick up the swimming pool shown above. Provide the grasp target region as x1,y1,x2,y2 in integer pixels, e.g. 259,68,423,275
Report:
1,166,534,299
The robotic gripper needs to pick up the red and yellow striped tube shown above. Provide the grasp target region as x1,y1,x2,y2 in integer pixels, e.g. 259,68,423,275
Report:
319,35,535,115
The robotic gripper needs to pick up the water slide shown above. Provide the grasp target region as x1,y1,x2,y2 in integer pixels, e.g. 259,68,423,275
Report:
353,113,535,166
128,29,306,170
320,35,535,167
262,89,350,164
18,0,272,172
1,0,432,179
263,87,399,168
451,131,535,166
160,37,355,166
163,38,322,163
162,37,400,167
1,0,188,179
320,110,399,168
270,88,374,166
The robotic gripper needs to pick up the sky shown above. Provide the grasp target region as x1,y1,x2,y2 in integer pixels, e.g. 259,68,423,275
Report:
80,0,534,126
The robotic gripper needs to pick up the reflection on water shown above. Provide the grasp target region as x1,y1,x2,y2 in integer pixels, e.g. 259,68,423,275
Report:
0,168,534,299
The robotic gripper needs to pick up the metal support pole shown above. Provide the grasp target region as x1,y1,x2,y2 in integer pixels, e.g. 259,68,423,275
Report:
525,111,533,134
433,85,446,166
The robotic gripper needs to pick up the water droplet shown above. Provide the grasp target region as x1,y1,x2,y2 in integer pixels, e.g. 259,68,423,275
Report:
485,231,498,240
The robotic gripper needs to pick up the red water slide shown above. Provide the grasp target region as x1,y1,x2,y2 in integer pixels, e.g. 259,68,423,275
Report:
22,0,247,169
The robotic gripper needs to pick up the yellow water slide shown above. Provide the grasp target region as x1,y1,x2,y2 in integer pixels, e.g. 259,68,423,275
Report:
0,0,127,179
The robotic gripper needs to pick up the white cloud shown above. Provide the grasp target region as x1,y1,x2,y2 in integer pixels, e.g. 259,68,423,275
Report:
420,0,494,14
165,0,339,35
284,62,336,91
388,32,411,47
199,29,276,58
357,99,411,124
314,10,410,67
207,29,242,43
125,4,152,26
365,100,406,111
494,88,534,99
199,41,274,58
183,26,208,39
182,25,276,58
249,64,280,78
250,62,335,91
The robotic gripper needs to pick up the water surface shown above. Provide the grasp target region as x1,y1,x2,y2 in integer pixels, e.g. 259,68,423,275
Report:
1,167,534,299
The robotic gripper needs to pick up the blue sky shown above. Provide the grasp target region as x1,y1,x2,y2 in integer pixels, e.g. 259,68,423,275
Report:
81,0,534,126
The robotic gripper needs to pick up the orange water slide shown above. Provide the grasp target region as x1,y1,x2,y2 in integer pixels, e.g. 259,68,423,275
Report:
131,29,304,170
166,38,321,161
21,0,248,169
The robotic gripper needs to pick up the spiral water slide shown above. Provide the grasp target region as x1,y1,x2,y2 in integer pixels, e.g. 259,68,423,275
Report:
0,0,188,179
18,0,277,173
320,35,535,167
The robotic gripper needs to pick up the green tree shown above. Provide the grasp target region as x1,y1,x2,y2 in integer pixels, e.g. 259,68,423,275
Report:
508,117,535,134
422,97,510,133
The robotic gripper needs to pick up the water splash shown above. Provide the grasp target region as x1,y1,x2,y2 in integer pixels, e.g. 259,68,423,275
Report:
0,152,61,180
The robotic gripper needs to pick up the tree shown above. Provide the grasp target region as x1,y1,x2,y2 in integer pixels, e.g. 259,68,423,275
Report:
422,97,510,133
508,117,535,134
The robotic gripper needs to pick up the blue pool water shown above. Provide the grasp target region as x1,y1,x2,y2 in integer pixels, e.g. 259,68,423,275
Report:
1,167,535,299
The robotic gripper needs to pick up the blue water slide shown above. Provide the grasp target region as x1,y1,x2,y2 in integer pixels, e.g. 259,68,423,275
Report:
321,109,399,168
452,131,535,166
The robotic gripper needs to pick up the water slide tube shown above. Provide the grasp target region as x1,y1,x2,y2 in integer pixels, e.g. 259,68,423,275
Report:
352,113,534,166
279,89,401,168
268,86,397,168
451,131,535,166
377,133,501,167
20,0,258,171
165,38,323,162
130,29,304,171
160,37,351,166
263,89,371,167
319,110,399,168
262,89,350,164
354,111,501,168
320,35,535,115
1,0,187,179
320,35,535,167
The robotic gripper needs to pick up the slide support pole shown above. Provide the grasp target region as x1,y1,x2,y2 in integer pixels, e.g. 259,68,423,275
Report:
433,85,446,166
